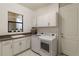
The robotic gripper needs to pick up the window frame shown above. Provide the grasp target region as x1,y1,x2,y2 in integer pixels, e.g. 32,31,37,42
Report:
8,11,23,33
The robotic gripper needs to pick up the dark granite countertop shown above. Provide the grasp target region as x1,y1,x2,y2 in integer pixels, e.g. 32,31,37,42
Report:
0,32,32,41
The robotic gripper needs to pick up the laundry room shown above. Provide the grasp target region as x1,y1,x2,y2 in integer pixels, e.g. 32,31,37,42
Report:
0,2,78,57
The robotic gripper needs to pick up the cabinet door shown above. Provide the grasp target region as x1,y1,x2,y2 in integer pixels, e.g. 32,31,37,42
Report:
32,15,37,27
20,38,27,51
31,35,40,53
37,14,49,27
2,40,13,56
0,42,2,56
26,37,31,49
49,12,57,26
32,19,37,27
13,39,21,55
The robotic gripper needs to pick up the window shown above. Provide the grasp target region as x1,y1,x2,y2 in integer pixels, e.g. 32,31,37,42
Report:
8,12,23,33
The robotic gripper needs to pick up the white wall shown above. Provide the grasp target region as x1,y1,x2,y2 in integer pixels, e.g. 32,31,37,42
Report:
59,3,72,8
0,3,34,34
36,3,59,16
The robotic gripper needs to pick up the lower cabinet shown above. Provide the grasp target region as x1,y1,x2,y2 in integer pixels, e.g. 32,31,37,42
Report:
13,39,21,55
26,37,30,49
2,40,13,56
0,36,31,56
20,38,27,52
13,37,31,55
20,37,30,52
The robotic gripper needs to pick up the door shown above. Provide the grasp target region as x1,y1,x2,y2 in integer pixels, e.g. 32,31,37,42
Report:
13,39,21,55
60,4,78,55
2,40,13,56
31,35,40,53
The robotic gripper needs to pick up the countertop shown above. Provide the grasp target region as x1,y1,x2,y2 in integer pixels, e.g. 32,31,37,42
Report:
0,32,32,41
0,32,31,36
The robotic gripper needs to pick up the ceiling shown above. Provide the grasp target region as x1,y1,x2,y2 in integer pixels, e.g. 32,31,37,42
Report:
19,3,51,10
19,3,72,10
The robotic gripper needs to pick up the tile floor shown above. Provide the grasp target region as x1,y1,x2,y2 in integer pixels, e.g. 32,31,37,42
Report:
18,50,40,56
18,49,67,56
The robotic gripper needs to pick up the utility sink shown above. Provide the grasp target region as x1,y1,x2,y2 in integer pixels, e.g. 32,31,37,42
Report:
11,35,25,38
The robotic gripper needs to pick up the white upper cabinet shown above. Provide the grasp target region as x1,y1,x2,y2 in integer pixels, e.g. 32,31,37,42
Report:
49,12,57,26
36,4,58,27
32,13,37,27
31,11,37,27
37,12,57,27
37,14,49,27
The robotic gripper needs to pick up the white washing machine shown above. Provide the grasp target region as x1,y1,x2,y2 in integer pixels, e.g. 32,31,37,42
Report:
39,34,57,56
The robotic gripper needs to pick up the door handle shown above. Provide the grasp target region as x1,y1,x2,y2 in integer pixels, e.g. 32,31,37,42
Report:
60,33,64,38
61,35,64,38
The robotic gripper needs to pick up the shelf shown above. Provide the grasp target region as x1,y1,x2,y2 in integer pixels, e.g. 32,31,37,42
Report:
8,16,16,19
8,21,22,24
